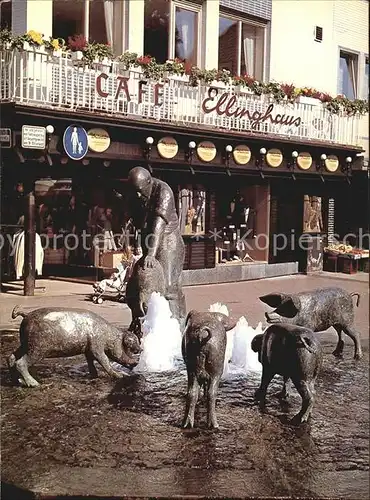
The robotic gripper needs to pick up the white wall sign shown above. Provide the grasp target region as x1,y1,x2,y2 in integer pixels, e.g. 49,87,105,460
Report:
21,125,46,150
0,128,12,148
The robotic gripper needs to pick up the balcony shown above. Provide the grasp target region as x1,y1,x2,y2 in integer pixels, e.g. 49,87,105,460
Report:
0,48,366,148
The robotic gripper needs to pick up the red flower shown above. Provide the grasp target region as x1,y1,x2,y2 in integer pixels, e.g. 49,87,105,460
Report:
281,83,295,98
137,55,152,65
67,34,87,52
242,74,256,86
184,61,193,75
319,93,333,103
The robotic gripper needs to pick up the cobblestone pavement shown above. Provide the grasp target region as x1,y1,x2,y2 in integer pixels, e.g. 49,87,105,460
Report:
1,273,369,499
1,273,368,343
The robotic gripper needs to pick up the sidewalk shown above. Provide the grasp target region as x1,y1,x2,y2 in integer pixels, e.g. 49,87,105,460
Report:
1,273,368,338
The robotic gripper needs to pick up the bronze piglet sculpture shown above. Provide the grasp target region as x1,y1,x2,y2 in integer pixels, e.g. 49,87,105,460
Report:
8,306,142,387
181,310,236,429
260,287,362,359
251,323,323,425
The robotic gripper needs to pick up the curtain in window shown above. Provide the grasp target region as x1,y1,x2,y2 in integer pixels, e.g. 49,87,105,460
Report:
175,7,197,66
104,0,114,46
241,24,255,77
339,53,356,99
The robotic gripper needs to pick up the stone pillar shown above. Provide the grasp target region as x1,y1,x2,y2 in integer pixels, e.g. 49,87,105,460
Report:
12,0,53,38
203,0,220,69
127,0,144,54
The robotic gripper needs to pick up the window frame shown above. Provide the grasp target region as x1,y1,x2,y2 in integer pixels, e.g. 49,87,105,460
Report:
53,0,125,52
169,0,202,66
363,54,369,100
338,47,360,100
218,11,267,80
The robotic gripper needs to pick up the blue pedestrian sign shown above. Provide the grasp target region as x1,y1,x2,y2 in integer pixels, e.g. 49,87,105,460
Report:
63,125,88,160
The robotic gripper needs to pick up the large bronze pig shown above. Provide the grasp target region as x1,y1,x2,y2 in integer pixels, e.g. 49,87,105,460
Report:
8,305,142,387
181,310,236,429
251,323,323,425
260,287,362,359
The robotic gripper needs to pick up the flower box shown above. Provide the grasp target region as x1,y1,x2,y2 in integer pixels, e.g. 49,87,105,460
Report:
234,85,253,95
297,96,321,106
52,49,62,58
71,50,83,61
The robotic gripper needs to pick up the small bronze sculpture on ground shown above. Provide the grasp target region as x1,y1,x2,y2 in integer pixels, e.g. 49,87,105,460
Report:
251,323,323,425
126,166,187,332
181,310,236,429
260,287,362,359
8,306,141,387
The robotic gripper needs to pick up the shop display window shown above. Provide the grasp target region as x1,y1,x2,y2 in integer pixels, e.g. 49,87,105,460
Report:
178,185,206,236
303,195,324,233
216,188,257,264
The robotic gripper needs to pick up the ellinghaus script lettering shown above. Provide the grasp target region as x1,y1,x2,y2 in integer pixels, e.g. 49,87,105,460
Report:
201,88,302,129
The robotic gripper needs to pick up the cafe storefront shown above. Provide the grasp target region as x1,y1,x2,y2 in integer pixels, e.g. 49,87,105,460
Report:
0,50,366,285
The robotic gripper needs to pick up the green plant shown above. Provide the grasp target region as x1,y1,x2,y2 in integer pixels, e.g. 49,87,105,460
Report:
0,28,12,49
215,69,231,84
117,51,139,69
164,58,185,76
83,42,114,64
10,34,27,50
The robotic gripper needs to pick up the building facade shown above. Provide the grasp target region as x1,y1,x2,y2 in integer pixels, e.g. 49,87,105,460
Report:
0,0,368,285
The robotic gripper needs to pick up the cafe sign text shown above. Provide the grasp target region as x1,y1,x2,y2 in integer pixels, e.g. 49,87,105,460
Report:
95,74,312,131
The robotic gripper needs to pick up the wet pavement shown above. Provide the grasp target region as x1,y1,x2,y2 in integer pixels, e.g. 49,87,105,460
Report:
1,274,369,499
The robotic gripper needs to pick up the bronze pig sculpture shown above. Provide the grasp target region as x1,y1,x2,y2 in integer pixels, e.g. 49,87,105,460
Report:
260,287,362,359
8,305,142,387
181,310,236,429
125,255,166,340
251,323,323,425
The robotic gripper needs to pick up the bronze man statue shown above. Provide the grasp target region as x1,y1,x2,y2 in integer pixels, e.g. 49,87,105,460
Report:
126,166,187,326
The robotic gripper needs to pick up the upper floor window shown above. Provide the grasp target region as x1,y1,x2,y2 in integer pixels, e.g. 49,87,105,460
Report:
364,56,369,100
52,0,114,47
218,14,265,80
0,0,11,30
144,0,201,66
338,50,358,100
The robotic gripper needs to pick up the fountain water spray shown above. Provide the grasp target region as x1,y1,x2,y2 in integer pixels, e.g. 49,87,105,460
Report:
208,303,263,377
134,292,182,373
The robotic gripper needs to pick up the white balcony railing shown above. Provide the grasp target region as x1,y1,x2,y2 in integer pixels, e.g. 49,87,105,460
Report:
0,48,365,147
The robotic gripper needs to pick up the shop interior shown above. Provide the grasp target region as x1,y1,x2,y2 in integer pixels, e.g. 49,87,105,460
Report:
1,173,270,281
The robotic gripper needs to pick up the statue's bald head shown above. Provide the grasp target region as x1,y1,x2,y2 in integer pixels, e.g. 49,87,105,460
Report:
128,167,153,200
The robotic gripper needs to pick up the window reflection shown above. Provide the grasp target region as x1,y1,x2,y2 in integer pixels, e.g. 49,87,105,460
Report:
0,0,11,30
218,14,265,79
218,16,238,74
52,0,109,45
178,185,206,236
339,51,358,100
364,56,369,100
53,0,84,41
175,7,198,66
89,0,108,44
144,0,170,63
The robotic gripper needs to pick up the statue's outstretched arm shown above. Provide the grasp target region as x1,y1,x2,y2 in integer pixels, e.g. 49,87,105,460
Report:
145,215,167,258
